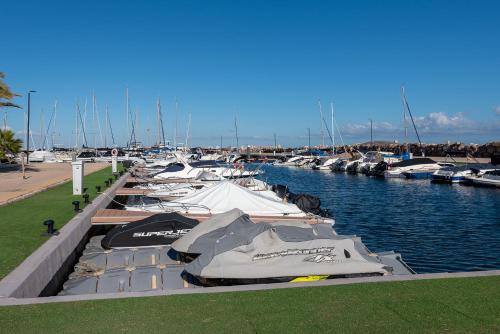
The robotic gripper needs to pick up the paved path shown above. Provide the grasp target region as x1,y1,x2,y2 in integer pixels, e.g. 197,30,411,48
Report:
0,162,109,205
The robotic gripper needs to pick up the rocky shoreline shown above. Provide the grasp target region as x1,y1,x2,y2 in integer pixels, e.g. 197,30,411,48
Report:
345,142,500,158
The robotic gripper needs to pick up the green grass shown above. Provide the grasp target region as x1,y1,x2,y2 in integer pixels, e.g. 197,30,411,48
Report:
0,165,122,279
0,276,498,333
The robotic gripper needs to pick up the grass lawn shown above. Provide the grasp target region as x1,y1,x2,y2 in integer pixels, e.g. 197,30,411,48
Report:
0,165,121,279
0,276,498,333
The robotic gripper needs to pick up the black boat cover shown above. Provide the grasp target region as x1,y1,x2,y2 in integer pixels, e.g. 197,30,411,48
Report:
101,213,199,249
389,157,436,167
271,184,329,217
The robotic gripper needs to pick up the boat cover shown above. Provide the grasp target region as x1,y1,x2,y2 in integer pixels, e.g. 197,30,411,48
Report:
172,209,336,255
127,181,306,216
185,228,388,279
101,213,199,249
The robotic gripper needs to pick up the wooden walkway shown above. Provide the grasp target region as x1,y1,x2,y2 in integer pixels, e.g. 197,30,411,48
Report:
91,209,325,225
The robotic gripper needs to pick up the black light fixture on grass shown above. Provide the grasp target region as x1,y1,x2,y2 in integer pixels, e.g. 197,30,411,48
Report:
83,193,90,204
41,219,59,236
72,200,81,212
96,185,101,193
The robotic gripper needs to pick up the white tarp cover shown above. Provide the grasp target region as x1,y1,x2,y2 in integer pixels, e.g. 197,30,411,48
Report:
128,181,306,217
186,229,388,279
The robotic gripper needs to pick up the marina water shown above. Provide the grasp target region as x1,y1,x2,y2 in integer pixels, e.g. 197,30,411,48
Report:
259,165,500,274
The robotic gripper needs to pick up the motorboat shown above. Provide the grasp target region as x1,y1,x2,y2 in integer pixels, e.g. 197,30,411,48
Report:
357,151,400,174
384,158,443,179
152,158,259,180
125,180,321,219
465,169,500,188
431,167,478,184
28,150,59,163
312,157,340,170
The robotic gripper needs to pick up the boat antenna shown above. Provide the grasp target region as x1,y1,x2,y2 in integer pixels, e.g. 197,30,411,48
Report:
401,86,423,155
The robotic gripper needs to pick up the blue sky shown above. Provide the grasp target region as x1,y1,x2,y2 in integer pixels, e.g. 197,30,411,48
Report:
2,0,500,147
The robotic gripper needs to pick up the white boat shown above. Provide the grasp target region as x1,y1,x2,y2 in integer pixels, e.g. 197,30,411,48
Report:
465,169,500,188
28,150,59,163
312,157,340,170
280,156,304,166
152,155,259,180
431,168,476,183
384,158,443,179
357,151,400,174
125,180,315,218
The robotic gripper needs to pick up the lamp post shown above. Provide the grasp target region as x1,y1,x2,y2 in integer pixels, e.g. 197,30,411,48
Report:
26,90,36,164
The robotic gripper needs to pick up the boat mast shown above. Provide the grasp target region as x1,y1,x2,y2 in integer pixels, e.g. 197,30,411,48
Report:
401,86,423,155
185,112,191,151
174,98,178,149
156,97,161,146
92,92,97,149
77,103,88,147
234,117,239,149
126,87,129,147
40,109,44,150
330,102,335,155
104,104,108,148
52,100,57,150
308,127,311,148
401,86,408,152
75,103,79,149
106,107,116,146
83,98,87,147
318,100,324,147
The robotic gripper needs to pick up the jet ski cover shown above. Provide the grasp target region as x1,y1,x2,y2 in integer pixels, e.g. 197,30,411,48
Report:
185,228,388,279
101,213,199,249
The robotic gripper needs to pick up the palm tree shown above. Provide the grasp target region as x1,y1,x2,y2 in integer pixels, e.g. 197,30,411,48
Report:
0,129,23,161
0,72,21,105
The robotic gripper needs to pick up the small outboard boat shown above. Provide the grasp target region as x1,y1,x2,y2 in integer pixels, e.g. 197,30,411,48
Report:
366,161,388,178
465,169,500,188
384,158,442,179
431,167,475,184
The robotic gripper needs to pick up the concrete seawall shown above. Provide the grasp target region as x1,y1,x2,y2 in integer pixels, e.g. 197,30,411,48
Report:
0,171,129,299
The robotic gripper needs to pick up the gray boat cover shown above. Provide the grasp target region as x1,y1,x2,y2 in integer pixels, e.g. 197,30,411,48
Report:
172,209,337,255
185,228,389,279
60,264,195,295
74,247,178,276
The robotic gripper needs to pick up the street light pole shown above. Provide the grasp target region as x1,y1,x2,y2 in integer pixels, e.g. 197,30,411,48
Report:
26,90,36,164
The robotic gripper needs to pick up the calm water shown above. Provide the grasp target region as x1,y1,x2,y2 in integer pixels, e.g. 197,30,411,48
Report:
258,165,500,274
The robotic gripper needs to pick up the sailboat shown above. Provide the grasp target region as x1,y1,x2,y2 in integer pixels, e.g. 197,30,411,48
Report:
384,87,443,179
313,102,340,170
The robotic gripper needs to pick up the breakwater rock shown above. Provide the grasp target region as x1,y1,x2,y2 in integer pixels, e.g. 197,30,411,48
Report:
347,142,500,158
